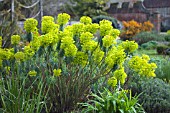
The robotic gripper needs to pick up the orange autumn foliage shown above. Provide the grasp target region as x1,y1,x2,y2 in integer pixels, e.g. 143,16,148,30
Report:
120,20,154,40
142,21,154,32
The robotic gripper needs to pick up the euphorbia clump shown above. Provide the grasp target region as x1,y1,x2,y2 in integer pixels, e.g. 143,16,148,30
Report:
0,13,157,112
0,14,157,87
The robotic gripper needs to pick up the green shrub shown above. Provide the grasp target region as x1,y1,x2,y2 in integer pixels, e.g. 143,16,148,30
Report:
80,88,145,113
92,15,120,29
128,77,170,113
156,45,169,54
133,32,165,45
141,41,158,49
154,59,170,83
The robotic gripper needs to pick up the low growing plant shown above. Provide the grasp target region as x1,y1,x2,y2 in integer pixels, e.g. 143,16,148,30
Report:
128,77,170,113
156,45,170,55
80,88,145,113
0,72,48,113
154,58,170,83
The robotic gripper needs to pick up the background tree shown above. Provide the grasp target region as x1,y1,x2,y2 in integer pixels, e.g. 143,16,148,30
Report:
64,0,109,19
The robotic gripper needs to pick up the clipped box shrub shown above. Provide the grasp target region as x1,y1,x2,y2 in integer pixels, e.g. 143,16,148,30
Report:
141,41,158,50
133,32,165,45
156,45,169,55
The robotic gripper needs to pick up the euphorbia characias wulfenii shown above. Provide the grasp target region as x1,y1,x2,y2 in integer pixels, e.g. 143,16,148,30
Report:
0,13,157,90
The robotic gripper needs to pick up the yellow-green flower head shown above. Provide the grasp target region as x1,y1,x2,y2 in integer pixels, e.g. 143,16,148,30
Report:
72,23,84,36
40,33,53,47
28,70,37,77
11,35,20,45
58,29,74,40
99,20,113,36
92,47,104,64
0,48,14,60
74,51,88,66
24,46,35,59
105,47,125,69
82,40,98,52
54,24,60,30
0,48,7,59
32,28,39,40
64,25,73,32
8,48,14,59
63,28,74,37
108,76,117,88
80,32,93,44
43,16,54,22
57,13,70,25
60,36,75,49
52,33,60,45
80,16,92,25
102,35,116,48
57,31,64,40
83,23,99,34
14,52,25,61
119,40,138,53
53,69,62,77
141,54,150,61
64,44,77,57
0,36,2,48
91,23,100,34
24,18,38,33
129,55,157,77
114,67,127,84
41,16,55,34
30,40,40,51
109,29,120,38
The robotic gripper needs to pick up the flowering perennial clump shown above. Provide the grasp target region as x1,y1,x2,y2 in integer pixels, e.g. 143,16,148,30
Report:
0,13,157,89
